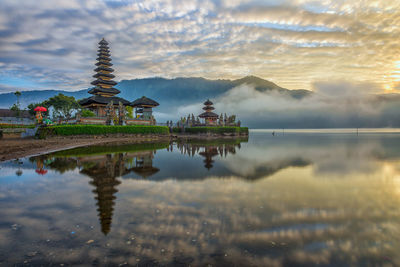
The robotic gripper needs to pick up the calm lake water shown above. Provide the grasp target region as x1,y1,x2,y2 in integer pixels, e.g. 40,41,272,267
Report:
1,130,400,266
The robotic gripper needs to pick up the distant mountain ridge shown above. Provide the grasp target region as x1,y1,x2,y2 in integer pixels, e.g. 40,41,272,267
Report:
0,76,311,109
1,76,399,128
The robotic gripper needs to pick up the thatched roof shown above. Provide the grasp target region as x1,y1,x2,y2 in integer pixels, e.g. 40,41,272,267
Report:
96,56,112,62
204,99,213,105
95,61,113,67
91,79,117,86
131,166,160,178
99,38,108,45
199,111,218,118
79,95,130,106
94,66,114,72
88,87,120,95
93,72,115,78
131,96,159,107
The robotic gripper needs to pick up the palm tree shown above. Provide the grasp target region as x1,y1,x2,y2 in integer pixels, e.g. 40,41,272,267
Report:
14,91,21,106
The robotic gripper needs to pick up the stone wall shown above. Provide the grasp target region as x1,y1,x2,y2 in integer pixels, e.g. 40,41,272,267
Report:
58,116,152,126
79,117,107,125
0,117,35,125
126,119,152,125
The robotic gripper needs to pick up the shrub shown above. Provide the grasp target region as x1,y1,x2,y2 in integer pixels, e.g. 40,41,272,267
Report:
240,127,249,134
81,109,95,117
0,124,35,129
125,106,134,119
185,126,246,134
36,125,169,139
172,127,183,133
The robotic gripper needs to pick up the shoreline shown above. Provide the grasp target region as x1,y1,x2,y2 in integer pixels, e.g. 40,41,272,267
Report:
0,135,171,162
0,133,248,162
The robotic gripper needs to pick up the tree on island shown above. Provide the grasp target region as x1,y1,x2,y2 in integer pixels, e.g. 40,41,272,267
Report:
10,91,22,117
81,109,95,117
125,106,134,119
14,91,21,106
45,93,80,119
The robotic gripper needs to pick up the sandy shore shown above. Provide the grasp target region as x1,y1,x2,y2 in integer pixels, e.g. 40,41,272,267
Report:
0,135,171,161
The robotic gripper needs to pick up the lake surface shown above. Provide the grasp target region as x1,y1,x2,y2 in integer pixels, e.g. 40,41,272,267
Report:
1,130,400,266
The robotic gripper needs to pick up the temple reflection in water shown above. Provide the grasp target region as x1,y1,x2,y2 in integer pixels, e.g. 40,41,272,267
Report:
173,140,241,170
74,150,159,235
30,138,247,234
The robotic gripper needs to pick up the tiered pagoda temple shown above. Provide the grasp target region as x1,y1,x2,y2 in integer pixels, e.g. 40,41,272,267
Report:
199,99,218,125
79,38,130,117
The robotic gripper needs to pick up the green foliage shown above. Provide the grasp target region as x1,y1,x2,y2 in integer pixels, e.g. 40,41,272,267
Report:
0,124,35,129
36,125,169,139
11,91,22,117
176,137,248,146
240,127,249,134
10,103,20,116
81,109,95,117
185,126,248,135
45,93,80,119
125,106,134,119
172,127,183,133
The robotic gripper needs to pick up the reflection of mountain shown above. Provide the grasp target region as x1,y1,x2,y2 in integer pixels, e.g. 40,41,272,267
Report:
245,158,311,180
28,136,313,182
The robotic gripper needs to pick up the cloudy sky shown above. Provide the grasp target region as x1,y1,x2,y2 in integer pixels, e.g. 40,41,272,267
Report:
0,0,399,93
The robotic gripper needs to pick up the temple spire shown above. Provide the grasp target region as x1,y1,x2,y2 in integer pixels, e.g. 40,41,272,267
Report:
79,38,132,117
89,38,120,97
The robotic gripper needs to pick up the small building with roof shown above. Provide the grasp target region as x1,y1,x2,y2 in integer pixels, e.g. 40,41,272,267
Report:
198,99,219,125
131,96,159,122
177,98,242,128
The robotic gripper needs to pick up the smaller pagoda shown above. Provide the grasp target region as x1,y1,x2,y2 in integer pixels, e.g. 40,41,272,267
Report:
79,38,131,117
199,99,218,125
131,96,159,123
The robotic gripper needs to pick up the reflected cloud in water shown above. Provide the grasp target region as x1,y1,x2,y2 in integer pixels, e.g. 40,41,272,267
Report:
1,132,400,265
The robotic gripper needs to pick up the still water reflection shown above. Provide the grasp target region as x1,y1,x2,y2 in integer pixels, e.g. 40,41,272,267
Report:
1,131,400,266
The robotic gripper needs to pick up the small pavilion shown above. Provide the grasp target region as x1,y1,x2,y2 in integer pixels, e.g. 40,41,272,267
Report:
131,96,159,121
199,99,218,125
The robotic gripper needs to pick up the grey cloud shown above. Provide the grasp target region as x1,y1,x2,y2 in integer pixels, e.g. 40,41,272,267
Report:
0,0,399,93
